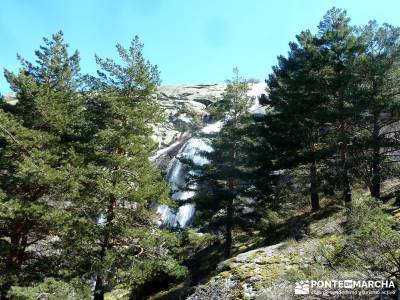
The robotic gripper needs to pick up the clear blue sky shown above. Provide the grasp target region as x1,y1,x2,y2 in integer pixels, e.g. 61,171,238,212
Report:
1,0,399,93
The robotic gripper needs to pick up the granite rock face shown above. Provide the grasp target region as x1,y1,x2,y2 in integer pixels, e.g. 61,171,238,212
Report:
151,84,226,167
152,82,268,163
157,84,226,105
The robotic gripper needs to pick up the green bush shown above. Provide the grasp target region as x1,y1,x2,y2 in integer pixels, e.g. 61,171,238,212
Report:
319,197,400,279
8,278,91,300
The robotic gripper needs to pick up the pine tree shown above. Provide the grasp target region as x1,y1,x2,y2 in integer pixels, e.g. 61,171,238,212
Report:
315,8,364,206
353,21,400,198
267,8,370,209
4,31,84,137
267,29,332,211
191,69,257,258
1,32,185,300
0,31,84,298
59,37,186,300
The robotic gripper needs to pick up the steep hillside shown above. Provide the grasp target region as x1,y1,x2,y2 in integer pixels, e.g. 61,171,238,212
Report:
186,205,346,299
185,188,400,300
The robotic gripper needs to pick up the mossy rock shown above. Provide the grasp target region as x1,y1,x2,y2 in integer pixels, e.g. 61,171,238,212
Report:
149,282,191,300
105,288,130,300
217,271,232,278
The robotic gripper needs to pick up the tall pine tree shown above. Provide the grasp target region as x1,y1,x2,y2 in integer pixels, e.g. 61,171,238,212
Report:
353,21,400,198
0,31,85,298
59,37,186,300
316,8,363,206
191,69,258,258
267,29,332,211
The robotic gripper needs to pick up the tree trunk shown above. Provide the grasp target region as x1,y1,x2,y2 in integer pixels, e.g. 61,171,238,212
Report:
340,146,352,206
338,118,351,205
93,276,105,300
93,196,115,300
1,220,28,298
310,158,320,211
336,86,352,206
395,192,400,207
224,132,238,259
93,241,107,300
370,114,381,198
224,196,233,259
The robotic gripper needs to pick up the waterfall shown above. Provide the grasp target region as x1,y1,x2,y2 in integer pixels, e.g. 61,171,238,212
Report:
156,204,177,227
176,203,196,227
155,122,220,227
155,82,267,228
166,138,213,193
201,120,224,134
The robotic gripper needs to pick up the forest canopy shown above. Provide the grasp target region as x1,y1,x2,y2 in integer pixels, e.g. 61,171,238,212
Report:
0,7,400,300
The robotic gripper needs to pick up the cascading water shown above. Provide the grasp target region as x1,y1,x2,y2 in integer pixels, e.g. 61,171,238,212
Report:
156,82,267,228
156,130,217,228
155,204,177,227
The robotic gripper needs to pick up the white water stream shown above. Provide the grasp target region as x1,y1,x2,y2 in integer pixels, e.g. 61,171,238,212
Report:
156,127,218,227
156,83,267,228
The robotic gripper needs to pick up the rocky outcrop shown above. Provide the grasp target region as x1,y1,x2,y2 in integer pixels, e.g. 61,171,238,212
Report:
187,206,350,300
155,84,226,121
187,241,316,300
157,84,226,105
152,82,268,166
151,84,226,167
